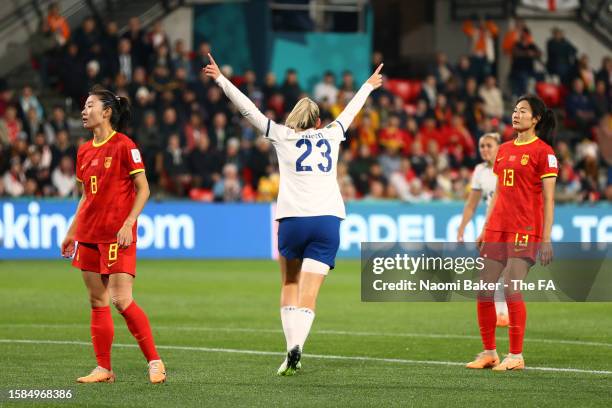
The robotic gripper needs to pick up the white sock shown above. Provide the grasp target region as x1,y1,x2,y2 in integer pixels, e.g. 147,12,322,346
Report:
293,307,315,350
280,306,297,352
508,353,523,359
484,349,497,356
495,301,508,315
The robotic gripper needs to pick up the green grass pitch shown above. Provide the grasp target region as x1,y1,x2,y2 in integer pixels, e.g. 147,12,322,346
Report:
1,260,611,407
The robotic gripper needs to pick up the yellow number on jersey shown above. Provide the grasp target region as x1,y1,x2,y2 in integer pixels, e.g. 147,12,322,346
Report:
90,175,98,194
502,169,514,187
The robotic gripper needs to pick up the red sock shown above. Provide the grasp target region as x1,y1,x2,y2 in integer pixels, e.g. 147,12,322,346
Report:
477,297,497,350
120,301,160,362
507,293,527,354
91,306,114,370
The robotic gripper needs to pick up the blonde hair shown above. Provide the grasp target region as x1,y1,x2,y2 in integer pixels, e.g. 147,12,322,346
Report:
480,132,501,144
285,97,319,130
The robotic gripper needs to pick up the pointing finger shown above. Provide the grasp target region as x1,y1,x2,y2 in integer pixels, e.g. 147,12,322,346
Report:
207,53,217,66
374,63,384,75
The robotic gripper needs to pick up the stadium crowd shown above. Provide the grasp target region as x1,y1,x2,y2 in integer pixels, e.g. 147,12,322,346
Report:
0,8,610,203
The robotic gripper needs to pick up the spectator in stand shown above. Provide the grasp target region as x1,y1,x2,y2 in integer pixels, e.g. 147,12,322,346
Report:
592,79,611,116
419,74,437,109
502,18,529,58
224,137,242,171
340,70,356,100
148,43,174,74
135,111,162,184
442,114,476,168
184,111,208,152
159,107,183,146
46,2,70,45
379,114,412,153
430,52,454,89
209,112,233,150
574,54,596,91
172,39,194,81
148,20,170,50
0,105,23,145
101,21,120,63
455,55,476,88
313,71,338,104
19,86,44,122
84,60,102,92
72,16,99,62
60,43,86,110
238,70,261,101
3,158,25,197
280,69,302,112
24,107,44,141
44,105,69,143
51,155,76,197
162,133,191,196
510,29,541,97
595,56,612,91
565,77,596,134
479,75,504,118
249,136,273,190
50,129,76,170
433,94,453,126
262,72,280,108
546,27,577,83
111,38,135,82
213,163,242,202
189,134,222,190
462,16,498,81
30,20,60,87
121,17,148,67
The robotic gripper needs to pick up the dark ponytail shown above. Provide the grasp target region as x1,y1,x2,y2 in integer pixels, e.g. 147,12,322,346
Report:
516,94,556,145
89,84,132,132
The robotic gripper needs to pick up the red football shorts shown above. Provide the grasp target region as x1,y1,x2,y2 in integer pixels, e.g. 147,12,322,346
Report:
480,229,541,265
72,242,137,276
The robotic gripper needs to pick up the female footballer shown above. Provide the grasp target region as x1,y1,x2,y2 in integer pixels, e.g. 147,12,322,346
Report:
457,132,509,327
204,54,383,375
61,86,166,383
467,95,558,371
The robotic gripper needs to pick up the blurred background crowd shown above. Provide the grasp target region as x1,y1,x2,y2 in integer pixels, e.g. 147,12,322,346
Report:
0,3,610,203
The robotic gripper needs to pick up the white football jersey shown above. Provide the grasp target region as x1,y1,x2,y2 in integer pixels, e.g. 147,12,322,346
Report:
215,75,373,220
470,162,497,208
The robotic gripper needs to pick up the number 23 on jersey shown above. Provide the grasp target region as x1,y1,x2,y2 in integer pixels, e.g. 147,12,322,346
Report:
295,138,332,173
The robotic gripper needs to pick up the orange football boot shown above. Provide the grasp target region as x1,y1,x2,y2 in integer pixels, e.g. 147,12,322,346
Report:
466,351,500,369
496,313,509,327
149,360,166,384
77,366,115,383
492,355,525,371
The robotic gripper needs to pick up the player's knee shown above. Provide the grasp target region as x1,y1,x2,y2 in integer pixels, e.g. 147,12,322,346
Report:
111,294,133,312
88,292,109,308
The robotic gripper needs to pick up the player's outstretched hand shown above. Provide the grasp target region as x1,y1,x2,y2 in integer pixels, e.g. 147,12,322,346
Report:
475,232,484,250
61,235,75,258
117,224,133,249
366,63,384,89
203,53,221,80
539,241,553,266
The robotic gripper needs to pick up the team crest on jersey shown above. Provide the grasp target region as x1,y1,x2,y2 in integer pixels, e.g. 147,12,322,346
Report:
104,157,112,168
520,154,529,165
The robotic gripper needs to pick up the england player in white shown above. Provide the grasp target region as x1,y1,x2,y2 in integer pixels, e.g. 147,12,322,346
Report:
457,132,508,326
203,54,383,375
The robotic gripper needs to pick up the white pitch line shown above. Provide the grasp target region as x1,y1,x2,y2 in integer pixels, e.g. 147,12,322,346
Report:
1,323,612,349
0,338,611,376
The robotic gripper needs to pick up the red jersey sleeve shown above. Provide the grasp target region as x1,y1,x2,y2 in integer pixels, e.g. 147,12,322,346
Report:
537,144,558,179
121,137,145,176
492,144,505,175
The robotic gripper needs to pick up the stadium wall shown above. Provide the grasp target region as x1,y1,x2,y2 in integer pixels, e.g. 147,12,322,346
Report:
0,201,609,260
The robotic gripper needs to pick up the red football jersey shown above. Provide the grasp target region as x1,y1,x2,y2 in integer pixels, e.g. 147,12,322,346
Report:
75,131,145,243
487,137,558,237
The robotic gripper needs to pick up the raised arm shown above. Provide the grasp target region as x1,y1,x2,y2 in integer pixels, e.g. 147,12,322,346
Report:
336,63,384,132
203,53,269,134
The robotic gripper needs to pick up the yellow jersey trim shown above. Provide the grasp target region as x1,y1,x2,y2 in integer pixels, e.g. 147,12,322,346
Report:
92,131,117,147
129,169,145,175
513,136,539,146
540,172,557,179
